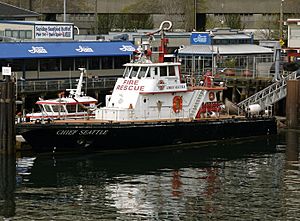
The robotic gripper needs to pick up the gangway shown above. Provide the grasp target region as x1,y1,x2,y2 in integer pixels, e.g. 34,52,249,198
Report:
237,70,300,111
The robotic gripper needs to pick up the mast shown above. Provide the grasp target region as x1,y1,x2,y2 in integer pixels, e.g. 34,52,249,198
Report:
145,21,173,63
75,68,85,97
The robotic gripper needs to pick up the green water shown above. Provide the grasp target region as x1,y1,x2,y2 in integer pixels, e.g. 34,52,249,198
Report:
1,130,300,220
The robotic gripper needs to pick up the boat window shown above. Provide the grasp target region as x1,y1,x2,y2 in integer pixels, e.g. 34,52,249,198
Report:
52,105,66,113
78,105,87,112
44,105,52,112
138,67,148,78
169,66,176,76
130,66,140,78
146,70,151,77
154,67,158,76
123,67,131,78
66,104,77,113
160,66,167,76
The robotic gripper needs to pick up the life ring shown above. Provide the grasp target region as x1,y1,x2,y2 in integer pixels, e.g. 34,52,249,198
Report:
208,92,215,101
173,96,183,113
157,80,165,90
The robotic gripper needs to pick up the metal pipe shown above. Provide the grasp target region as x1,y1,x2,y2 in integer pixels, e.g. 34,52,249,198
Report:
63,0,67,22
279,0,284,40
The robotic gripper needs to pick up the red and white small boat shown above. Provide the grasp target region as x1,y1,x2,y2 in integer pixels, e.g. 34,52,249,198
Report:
26,68,98,121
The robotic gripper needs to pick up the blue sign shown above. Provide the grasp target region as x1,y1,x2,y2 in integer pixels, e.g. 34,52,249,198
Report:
190,32,211,45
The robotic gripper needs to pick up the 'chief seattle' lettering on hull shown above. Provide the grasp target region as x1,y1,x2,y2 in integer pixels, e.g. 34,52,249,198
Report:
56,130,109,136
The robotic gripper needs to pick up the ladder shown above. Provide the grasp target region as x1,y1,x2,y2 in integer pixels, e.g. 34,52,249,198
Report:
190,90,206,118
237,71,300,111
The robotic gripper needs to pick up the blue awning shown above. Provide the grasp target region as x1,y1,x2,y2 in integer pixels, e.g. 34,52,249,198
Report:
0,41,136,59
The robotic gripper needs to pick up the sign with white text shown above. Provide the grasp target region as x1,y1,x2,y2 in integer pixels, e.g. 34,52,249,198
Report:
2,66,11,76
35,25,73,39
190,32,211,45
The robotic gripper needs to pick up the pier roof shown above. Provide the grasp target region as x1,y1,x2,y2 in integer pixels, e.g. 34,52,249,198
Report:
0,41,135,59
178,44,273,55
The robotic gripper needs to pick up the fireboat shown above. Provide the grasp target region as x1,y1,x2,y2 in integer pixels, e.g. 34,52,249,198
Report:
16,21,277,152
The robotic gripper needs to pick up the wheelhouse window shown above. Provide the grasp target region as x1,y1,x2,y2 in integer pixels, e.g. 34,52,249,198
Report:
160,66,167,76
169,66,176,76
138,67,148,78
130,66,140,78
123,66,131,77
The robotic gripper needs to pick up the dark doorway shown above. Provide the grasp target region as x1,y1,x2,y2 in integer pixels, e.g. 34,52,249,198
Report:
196,13,206,31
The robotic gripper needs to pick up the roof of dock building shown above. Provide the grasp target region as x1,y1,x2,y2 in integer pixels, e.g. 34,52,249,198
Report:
0,41,135,59
179,44,273,55
0,1,40,18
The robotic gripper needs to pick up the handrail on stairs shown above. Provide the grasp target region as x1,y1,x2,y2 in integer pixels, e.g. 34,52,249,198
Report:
237,70,300,111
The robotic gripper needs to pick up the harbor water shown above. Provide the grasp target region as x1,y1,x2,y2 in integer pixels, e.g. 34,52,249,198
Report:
1,130,300,220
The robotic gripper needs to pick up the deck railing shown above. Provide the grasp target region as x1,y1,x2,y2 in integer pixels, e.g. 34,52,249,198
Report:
16,77,118,94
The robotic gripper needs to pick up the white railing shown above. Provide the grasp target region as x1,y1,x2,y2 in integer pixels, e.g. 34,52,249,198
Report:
189,90,206,118
237,71,300,111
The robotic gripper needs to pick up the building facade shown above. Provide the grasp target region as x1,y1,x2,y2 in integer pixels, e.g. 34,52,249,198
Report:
1,0,300,38
178,29,274,82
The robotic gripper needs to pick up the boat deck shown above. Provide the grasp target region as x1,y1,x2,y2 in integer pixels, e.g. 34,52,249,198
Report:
19,115,248,125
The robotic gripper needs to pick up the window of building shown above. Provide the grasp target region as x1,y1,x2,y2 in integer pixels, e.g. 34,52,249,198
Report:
5,30,12,37
62,58,74,71
24,59,38,71
40,58,60,71
88,57,100,70
19,31,26,39
101,56,113,69
26,30,32,39
75,57,87,70
114,56,130,69
11,59,24,72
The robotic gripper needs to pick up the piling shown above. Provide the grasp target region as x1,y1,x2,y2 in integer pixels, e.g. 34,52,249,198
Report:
286,80,300,128
0,76,16,218
0,77,16,155
0,154,16,218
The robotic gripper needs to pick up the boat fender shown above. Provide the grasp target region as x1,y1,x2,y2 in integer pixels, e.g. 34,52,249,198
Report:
247,104,261,114
173,96,183,113
209,92,215,101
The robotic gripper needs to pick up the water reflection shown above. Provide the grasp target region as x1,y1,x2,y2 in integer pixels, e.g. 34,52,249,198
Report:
284,130,300,221
3,133,300,220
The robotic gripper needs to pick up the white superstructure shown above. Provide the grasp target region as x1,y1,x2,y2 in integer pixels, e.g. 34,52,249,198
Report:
95,21,225,122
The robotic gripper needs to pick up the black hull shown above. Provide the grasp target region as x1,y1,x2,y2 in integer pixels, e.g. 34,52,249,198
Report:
17,117,278,152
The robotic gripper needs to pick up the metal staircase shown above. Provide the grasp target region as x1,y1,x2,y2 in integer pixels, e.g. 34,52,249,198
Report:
238,71,300,111
190,90,206,118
